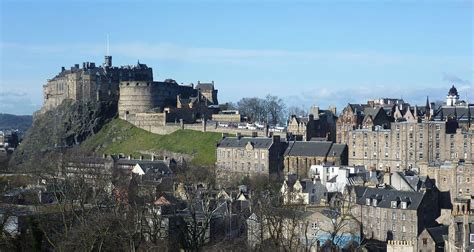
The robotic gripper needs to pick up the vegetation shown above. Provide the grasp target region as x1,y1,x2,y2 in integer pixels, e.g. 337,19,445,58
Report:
9,100,117,172
81,118,222,166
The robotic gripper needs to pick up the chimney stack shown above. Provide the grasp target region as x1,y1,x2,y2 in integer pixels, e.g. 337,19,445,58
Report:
151,155,155,161
236,132,242,139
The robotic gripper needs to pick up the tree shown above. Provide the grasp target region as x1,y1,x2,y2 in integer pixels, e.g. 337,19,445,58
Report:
263,94,286,126
236,94,287,125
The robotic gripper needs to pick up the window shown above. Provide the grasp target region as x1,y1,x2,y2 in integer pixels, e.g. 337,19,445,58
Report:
366,198,371,206
392,212,396,220
419,153,423,159
402,225,406,232
422,238,427,246
470,234,474,243
402,202,407,209
419,142,423,148
401,213,406,220
352,151,356,157
255,152,258,159
391,201,397,208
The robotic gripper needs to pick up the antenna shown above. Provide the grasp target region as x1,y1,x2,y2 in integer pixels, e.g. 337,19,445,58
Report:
106,34,110,56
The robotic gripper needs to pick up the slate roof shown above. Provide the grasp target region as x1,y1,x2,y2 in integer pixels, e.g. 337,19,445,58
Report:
218,137,274,149
284,141,333,157
116,159,172,175
328,143,347,157
356,187,425,210
426,225,448,244
432,106,474,122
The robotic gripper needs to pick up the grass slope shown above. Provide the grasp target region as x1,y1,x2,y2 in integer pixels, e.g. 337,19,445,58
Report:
81,118,221,166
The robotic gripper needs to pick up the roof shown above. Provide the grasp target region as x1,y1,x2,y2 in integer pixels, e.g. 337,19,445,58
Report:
425,225,448,244
355,187,425,210
116,159,172,175
432,106,474,122
328,143,347,157
284,141,334,157
218,137,275,149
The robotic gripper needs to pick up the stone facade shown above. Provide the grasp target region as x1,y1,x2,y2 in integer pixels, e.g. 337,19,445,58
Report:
287,107,337,142
41,58,153,113
352,186,440,244
283,141,348,178
420,161,474,201
215,135,285,184
347,121,474,171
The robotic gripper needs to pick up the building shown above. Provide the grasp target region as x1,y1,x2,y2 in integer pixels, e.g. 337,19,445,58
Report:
420,161,474,201
216,134,286,184
352,186,440,244
287,106,337,142
348,121,474,171
41,56,153,113
280,175,327,205
118,79,219,125
283,141,348,179
417,225,448,252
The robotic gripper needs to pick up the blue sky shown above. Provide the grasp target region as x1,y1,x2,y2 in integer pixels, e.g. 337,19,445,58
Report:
1,0,472,115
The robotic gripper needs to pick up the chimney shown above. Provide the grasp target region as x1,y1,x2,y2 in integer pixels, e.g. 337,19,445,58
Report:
140,155,143,160
272,135,280,143
102,153,107,159
236,132,242,139
151,155,155,161
61,66,65,72
127,155,131,160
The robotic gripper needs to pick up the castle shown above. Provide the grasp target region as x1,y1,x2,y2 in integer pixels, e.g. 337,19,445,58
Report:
40,55,219,125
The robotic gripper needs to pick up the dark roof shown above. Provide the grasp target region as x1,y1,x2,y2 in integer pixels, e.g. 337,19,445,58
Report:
426,225,448,244
356,187,425,210
218,137,274,149
284,141,334,157
432,106,474,122
116,159,171,174
349,104,368,114
328,143,347,157
448,85,458,96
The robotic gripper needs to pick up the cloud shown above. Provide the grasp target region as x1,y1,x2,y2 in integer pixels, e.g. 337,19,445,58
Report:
1,42,406,66
0,90,40,115
282,84,473,114
442,73,470,85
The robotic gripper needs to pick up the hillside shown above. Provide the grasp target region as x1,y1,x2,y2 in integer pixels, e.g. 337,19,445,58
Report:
9,100,117,171
0,113,33,132
81,118,222,166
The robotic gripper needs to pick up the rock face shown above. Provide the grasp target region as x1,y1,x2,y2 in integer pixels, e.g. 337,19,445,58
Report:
9,100,117,171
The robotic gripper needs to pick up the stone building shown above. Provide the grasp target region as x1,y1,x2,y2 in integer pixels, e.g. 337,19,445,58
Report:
118,79,219,125
420,161,474,201
283,141,348,179
287,106,337,142
352,186,440,244
348,121,474,171
215,135,286,184
41,56,153,113
417,225,448,252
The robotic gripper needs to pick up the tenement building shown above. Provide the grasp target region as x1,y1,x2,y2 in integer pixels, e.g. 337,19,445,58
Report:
352,186,440,245
420,161,474,201
215,134,286,184
283,141,348,179
348,121,474,171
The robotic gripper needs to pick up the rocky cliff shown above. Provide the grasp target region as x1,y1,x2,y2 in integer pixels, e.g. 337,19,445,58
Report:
9,100,117,172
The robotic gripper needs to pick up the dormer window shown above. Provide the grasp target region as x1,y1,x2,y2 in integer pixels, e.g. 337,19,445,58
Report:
401,202,407,209
391,201,397,208
372,200,378,207
366,198,371,206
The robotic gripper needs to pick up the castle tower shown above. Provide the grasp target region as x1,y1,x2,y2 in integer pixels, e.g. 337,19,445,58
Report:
446,85,459,106
104,55,112,68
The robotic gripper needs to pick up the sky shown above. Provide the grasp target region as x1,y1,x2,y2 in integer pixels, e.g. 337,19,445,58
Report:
0,0,472,115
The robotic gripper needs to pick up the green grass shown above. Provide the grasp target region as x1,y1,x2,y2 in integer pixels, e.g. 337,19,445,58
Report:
81,118,222,166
